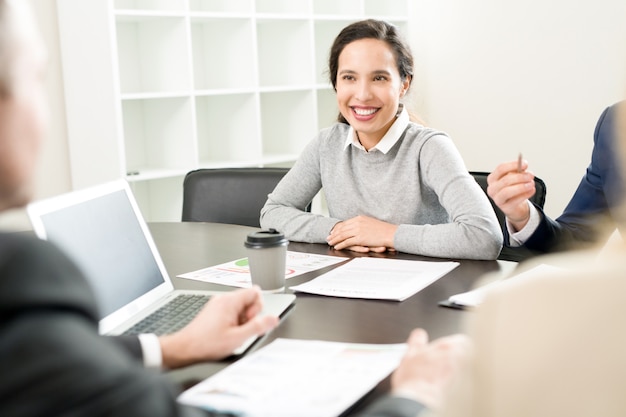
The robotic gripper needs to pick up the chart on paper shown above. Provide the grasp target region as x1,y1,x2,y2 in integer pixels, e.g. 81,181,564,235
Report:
177,251,347,288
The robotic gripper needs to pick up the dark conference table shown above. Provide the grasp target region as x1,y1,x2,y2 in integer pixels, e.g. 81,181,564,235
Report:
148,222,514,414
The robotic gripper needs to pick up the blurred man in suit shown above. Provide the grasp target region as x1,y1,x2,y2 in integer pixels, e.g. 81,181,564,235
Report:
0,2,282,415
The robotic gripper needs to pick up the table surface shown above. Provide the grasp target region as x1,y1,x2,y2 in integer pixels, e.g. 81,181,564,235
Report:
148,222,514,415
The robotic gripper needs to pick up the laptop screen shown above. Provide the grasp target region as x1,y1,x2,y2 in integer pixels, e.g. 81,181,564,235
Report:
37,188,165,319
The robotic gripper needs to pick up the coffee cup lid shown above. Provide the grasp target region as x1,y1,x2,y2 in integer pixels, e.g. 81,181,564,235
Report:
244,228,289,248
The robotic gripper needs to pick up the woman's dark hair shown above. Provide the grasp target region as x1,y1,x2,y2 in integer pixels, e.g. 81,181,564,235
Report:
328,19,414,124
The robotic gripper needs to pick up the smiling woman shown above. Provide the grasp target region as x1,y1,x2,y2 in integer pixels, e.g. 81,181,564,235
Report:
260,19,503,261
335,37,410,151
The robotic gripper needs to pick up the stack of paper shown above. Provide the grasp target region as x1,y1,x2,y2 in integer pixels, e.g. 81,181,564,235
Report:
445,264,564,308
178,338,406,417
290,257,459,301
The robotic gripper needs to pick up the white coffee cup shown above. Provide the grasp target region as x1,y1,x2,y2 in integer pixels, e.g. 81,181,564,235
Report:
244,229,289,292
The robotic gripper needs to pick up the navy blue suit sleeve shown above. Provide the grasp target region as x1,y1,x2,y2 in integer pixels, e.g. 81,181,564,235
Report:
519,102,624,253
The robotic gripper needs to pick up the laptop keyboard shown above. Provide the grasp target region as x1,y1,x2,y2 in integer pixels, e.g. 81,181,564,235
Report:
123,294,211,335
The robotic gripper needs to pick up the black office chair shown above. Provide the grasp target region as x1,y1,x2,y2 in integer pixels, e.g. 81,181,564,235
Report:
470,171,547,262
182,167,310,228
469,171,547,229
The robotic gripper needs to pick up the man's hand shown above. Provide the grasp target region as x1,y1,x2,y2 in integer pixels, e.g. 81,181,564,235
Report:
326,215,397,252
159,287,279,369
487,159,536,232
391,328,471,410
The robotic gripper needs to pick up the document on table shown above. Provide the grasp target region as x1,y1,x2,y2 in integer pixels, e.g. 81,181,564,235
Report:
177,251,347,288
445,263,564,308
178,338,406,417
290,257,459,301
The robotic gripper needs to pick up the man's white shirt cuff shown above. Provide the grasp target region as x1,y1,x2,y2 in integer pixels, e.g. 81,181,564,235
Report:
138,333,163,368
507,200,541,247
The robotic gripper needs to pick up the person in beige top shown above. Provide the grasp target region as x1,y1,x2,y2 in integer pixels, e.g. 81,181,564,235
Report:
438,246,626,417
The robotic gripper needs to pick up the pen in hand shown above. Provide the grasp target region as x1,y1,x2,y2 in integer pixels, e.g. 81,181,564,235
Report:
517,153,523,173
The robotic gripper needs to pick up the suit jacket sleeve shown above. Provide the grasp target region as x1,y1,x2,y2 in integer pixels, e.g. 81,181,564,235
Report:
508,102,624,253
0,234,211,417
108,334,144,360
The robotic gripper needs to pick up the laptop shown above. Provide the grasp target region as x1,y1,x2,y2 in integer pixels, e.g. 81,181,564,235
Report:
27,179,295,354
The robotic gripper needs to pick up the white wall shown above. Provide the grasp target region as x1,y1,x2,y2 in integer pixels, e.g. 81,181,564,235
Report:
2,0,626,229
408,0,626,218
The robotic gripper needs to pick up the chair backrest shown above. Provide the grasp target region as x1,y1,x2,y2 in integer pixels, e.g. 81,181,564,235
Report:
182,167,309,227
469,171,547,230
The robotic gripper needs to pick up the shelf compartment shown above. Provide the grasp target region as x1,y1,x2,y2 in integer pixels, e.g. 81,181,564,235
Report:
116,16,192,94
256,19,314,88
256,0,311,15
313,0,363,16
190,17,256,90
260,90,316,158
122,97,196,175
313,19,355,85
363,0,409,17
189,0,253,13
316,87,339,130
114,0,186,11
195,93,262,164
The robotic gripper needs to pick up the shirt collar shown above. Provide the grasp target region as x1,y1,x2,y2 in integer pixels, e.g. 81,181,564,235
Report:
342,106,410,154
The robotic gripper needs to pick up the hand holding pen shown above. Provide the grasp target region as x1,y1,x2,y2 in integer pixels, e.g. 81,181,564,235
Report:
486,153,537,232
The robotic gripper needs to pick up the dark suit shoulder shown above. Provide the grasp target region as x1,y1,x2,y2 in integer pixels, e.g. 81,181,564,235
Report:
0,232,98,322
0,232,211,416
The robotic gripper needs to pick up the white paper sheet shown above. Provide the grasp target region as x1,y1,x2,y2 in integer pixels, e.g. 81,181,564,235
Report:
290,257,459,301
177,251,347,288
178,338,406,417
447,263,564,307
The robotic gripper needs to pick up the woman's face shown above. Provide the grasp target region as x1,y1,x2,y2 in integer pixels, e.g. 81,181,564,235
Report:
335,38,410,147
0,3,48,211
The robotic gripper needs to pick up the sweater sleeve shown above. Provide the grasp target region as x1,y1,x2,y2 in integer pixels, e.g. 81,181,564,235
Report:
260,132,340,242
394,136,503,260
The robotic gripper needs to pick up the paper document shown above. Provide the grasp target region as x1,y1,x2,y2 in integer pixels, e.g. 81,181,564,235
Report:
447,263,564,308
177,251,347,288
290,257,459,301
178,338,406,417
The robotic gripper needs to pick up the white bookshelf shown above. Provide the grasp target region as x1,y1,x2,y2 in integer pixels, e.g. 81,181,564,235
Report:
56,0,409,221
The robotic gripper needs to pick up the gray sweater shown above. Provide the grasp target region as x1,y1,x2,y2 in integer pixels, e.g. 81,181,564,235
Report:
260,121,502,260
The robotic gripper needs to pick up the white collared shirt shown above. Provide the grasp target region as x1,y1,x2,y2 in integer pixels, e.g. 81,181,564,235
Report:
342,106,410,154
